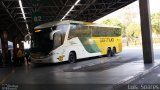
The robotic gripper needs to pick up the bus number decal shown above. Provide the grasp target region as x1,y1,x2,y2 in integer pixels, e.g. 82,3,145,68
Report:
100,38,114,42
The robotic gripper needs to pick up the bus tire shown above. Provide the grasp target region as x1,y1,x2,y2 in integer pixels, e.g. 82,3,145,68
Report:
111,47,116,57
68,52,76,63
107,48,111,57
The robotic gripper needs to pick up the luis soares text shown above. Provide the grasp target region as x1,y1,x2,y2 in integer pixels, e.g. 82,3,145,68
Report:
128,84,159,90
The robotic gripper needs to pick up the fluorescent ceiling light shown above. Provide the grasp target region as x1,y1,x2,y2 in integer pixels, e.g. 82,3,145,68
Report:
18,0,29,31
19,0,26,20
61,0,81,21
26,24,29,30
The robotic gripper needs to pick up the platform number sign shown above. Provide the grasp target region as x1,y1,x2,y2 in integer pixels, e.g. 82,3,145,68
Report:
34,16,42,22
32,0,47,27
32,12,43,27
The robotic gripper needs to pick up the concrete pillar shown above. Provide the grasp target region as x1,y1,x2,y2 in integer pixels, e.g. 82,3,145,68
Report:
1,31,9,65
139,0,154,63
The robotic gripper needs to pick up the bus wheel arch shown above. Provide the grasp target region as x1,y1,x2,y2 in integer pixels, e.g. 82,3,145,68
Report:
68,51,77,63
113,47,116,53
111,47,116,57
107,47,111,57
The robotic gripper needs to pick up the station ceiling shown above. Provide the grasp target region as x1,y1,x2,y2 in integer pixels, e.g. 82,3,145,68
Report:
0,0,136,41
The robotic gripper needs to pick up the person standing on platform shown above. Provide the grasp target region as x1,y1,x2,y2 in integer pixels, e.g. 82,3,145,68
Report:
25,49,31,65
17,48,25,65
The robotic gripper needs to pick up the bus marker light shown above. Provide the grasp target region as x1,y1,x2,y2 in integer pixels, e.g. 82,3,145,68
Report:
35,29,41,32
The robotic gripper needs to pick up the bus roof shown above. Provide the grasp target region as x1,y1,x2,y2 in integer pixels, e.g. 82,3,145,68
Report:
87,24,120,28
34,20,92,29
34,20,120,29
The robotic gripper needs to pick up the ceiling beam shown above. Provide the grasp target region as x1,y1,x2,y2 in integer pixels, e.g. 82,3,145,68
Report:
0,1,25,36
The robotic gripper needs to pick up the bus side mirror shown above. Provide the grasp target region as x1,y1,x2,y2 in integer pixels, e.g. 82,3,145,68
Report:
25,33,32,41
50,30,60,40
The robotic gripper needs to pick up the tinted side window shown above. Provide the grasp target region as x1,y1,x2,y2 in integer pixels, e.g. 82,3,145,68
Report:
53,32,62,49
56,25,69,43
68,24,91,39
92,27,121,37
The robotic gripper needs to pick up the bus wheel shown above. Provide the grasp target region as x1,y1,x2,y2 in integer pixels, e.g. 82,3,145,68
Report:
69,52,76,63
111,47,116,57
107,48,111,57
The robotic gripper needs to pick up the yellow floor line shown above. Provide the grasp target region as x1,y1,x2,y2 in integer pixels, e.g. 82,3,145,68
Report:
0,68,15,85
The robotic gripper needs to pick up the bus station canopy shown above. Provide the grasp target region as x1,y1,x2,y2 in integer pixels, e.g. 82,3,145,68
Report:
0,0,136,41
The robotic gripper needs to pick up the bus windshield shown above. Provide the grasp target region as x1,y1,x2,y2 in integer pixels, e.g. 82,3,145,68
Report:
31,24,69,55
31,27,56,55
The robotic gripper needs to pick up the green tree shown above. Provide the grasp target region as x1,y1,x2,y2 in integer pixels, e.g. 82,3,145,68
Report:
98,3,140,46
126,23,141,44
151,12,160,35
121,6,138,46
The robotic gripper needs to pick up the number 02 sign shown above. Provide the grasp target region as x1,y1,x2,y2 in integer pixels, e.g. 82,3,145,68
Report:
34,16,42,22
32,12,43,27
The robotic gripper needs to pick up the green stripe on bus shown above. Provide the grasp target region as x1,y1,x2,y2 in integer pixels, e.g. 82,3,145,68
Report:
79,37,100,53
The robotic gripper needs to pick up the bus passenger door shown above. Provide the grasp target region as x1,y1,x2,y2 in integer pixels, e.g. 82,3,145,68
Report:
53,31,65,62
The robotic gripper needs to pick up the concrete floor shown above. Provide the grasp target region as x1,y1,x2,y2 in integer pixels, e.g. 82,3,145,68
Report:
1,46,160,90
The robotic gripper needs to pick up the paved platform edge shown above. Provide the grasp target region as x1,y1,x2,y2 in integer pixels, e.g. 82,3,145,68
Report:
109,62,160,90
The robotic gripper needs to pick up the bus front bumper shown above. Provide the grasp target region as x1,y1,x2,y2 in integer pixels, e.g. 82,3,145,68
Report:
31,56,54,63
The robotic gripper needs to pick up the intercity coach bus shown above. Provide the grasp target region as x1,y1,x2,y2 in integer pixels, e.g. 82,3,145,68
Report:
30,20,122,63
